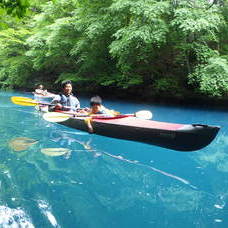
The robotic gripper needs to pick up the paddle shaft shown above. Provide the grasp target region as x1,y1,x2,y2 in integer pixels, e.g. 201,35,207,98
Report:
11,96,79,110
55,110,153,120
55,111,135,119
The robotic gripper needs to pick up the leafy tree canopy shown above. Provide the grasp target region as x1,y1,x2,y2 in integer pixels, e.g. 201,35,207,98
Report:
0,0,29,17
0,0,227,101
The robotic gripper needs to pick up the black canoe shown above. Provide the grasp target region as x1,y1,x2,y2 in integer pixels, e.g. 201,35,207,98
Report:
56,115,220,152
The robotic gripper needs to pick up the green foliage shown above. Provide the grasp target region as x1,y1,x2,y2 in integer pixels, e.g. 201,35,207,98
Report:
109,0,169,77
0,0,227,100
96,73,143,88
220,1,228,55
172,2,223,35
171,0,225,73
0,0,29,18
153,77,183,97
0,0,55,18
189,56,228,97
26,17,76,71
193,44,219,63
0,28,32,87
55,72,87,84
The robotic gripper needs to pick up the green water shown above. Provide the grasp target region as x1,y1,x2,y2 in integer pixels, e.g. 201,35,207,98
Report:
0,91,227,228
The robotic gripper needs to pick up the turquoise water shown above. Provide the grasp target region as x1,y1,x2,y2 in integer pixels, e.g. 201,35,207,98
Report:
0,91,227,228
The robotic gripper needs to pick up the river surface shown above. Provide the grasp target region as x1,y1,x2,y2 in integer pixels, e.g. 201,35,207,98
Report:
0,91,227,228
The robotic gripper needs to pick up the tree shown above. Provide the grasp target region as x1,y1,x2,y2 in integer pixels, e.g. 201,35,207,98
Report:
0,28,33,88
0,0,29,18
0,0,227,100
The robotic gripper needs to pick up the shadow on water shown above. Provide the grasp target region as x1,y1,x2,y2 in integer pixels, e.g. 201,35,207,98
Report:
0,92,227,227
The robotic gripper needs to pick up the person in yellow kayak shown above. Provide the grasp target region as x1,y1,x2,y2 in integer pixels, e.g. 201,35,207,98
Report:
50,80,80,112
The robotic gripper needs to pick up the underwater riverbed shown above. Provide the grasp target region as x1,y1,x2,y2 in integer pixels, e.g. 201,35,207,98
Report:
0,91,227,228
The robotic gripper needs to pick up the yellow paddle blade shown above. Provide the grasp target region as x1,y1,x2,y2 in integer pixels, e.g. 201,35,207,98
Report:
135,110,153,119
43,112,71,122
11,96,39,106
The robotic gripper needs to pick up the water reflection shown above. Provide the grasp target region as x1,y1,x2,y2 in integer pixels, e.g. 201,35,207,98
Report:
192,133,228,173
8,137,38,152
49,131,92,151
37,199,59,227
40,148,71,157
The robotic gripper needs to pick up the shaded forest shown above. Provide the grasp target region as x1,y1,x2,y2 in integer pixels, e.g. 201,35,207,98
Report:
0,0,227,103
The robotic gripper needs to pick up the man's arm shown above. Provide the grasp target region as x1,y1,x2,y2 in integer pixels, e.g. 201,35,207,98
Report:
49,95,61,111
75,98,80,109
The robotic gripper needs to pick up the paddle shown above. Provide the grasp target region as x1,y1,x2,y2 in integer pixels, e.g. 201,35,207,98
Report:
11,96,153,122
42,110,153,123
11,96,53,106
11,96,72,109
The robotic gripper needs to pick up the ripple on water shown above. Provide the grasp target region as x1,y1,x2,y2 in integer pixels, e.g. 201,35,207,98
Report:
37,199,58,227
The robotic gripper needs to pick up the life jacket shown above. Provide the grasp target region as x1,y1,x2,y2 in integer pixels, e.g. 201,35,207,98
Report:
90,106,118,116
59,94,80,111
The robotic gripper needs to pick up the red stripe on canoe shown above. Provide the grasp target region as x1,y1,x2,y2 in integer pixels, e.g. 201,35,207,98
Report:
93,117,185,131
